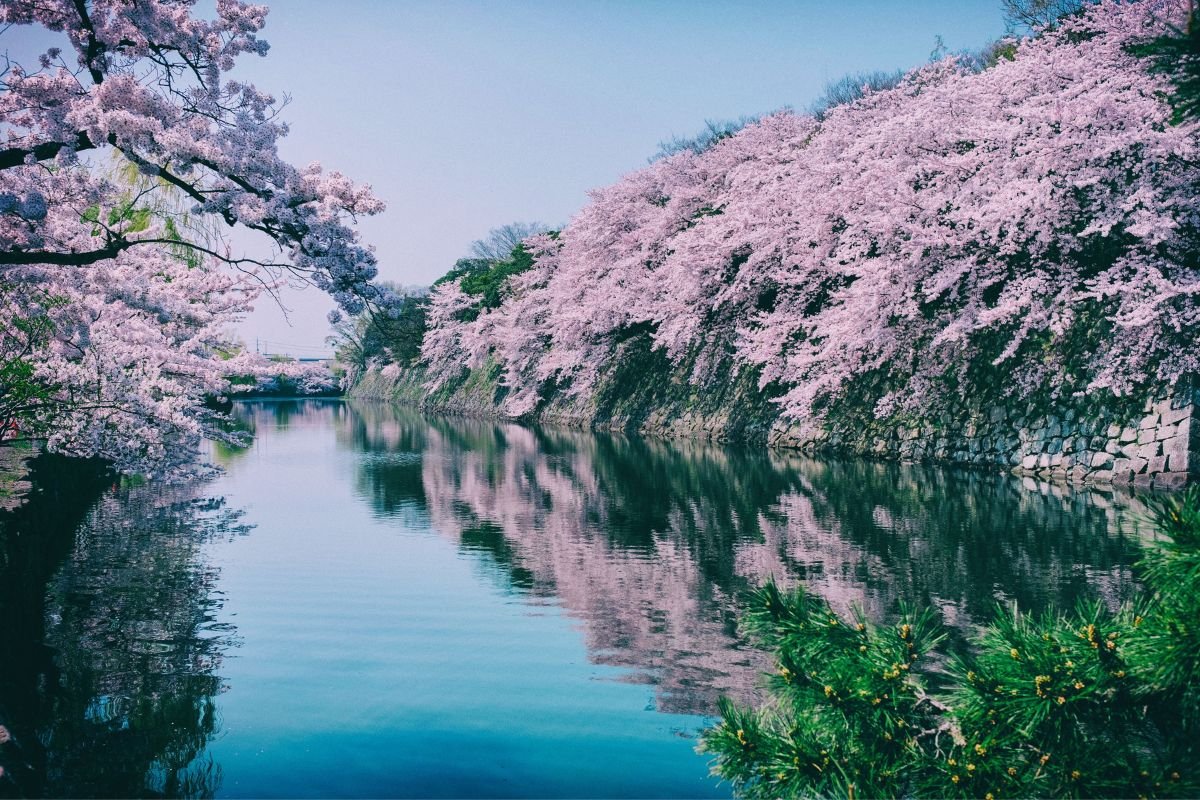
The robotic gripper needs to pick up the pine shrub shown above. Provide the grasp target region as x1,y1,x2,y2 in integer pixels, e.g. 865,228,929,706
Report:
700,488,1200,799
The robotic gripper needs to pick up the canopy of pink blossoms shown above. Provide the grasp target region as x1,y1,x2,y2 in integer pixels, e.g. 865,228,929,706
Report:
0,0,390,476
424,0,1200,426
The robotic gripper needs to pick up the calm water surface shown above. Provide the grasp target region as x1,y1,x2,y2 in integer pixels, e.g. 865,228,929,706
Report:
0,399,1157,798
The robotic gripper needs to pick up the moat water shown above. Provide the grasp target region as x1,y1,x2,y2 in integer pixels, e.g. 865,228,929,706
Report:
0,399,1155,797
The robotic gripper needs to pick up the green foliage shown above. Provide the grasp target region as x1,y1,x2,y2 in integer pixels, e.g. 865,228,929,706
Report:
371,293,431,366
335,232,549,372
0,286,69,439
1129,4,1200,124
80,155,212,269
701,488,1200,799
162,216,204,269
435,241,538,320
82,199,153,236
1138,490,1200,720
330,291,430,370
701,581,945,799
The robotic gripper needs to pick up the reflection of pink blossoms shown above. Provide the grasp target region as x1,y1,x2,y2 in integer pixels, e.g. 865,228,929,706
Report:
424,1,1199,422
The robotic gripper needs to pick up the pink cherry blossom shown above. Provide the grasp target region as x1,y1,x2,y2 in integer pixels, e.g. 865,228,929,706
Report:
0,0,391,476
423,0,1199,427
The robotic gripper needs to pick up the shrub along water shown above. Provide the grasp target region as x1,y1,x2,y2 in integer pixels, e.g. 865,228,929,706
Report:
699,488,1200,799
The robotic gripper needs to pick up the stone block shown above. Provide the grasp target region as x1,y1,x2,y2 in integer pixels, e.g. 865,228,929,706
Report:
1089,470,1114,484
1140,413,1160,430
1119,427,1138,443
1091,451,1114,469
1120,442,1141,459
1148,455,1167,475
1137,441,1160,459
1038,453,1052,469
1104,439,1119,454
1155,472,1190,489
1112,469,1134,486
1157,423,1179,442
1129,457,1149,474
1022,454,1039,470
1106,424,1122,439
1134,472,1155,487
1162,406,1191,426
1138,428,1157,445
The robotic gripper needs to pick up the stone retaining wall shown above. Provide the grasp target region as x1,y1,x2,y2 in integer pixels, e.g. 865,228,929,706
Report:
352,365,1198,489
771,382,1198,489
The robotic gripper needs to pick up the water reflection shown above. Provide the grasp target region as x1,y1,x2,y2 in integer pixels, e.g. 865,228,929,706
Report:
340,402,1150,715
0,402,1155,797
0,458,247,798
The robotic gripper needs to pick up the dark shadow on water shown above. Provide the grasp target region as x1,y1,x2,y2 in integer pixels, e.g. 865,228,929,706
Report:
0,456,248,799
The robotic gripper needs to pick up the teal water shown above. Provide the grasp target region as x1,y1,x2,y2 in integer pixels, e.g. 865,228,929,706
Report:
0,400,1154,798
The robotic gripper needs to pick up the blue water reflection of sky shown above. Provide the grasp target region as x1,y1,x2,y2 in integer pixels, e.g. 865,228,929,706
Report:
204,401,724,798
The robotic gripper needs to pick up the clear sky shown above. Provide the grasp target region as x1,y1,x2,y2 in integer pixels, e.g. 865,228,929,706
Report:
10,0,1012,356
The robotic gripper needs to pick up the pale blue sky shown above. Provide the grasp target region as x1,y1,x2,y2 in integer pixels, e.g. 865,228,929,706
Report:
8,1,1010,354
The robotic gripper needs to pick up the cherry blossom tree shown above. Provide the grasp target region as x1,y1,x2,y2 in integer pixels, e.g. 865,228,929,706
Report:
423,0,1200,430
0,0,394,476
0,236,260,477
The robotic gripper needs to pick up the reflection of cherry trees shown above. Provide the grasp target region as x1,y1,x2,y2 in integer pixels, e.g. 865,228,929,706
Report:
0,459,245,798
738,460,1153,624
343,404,1148,715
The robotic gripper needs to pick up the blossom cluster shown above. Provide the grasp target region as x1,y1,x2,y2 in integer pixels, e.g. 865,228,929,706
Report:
0,252,258,479
0,0,391,475
424,1,1200,425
